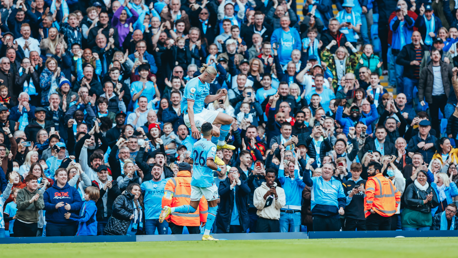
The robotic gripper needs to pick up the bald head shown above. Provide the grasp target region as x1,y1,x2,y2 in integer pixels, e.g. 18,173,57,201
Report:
133,29,143,41
412,31,421,45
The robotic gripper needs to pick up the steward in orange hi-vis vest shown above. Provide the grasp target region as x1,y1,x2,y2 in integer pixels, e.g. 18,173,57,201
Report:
364,173,401,218
162,170,208,227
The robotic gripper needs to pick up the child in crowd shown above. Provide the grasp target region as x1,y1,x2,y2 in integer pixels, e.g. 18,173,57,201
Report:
0,85,11,108
4,188,20,237
237,102,254,125
301,28,321,63
161,122,182,156
65,186,99,236
0,171,14,238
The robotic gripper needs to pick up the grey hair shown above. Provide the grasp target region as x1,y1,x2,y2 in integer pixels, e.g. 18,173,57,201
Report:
18,92,29,99
187,64,198,71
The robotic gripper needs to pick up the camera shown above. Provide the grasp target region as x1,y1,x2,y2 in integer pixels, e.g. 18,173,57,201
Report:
218,99,224,104
23,141,31,147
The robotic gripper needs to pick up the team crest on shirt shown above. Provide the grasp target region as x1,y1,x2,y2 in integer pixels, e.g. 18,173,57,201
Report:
211,147,216,151
191,88,196,93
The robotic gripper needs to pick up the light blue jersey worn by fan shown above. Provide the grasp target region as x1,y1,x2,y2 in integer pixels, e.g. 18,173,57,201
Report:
191,138,217,188
181,77,210,114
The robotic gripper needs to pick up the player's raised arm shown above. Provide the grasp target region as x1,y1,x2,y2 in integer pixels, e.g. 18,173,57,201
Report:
205,89,227,104
187,99,200,139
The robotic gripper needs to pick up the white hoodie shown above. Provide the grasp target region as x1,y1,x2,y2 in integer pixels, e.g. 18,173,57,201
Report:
254,182,286,220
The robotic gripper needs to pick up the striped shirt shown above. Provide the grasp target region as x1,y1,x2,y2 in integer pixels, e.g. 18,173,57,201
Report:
414,47,422,79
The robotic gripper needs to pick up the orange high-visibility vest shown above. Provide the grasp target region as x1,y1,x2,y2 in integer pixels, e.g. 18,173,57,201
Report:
162,171,208,226
364,173,401,218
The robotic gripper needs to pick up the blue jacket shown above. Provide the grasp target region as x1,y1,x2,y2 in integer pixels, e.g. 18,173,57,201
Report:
303,169,346,216
431,182,458,206
278,164,305,210
9,105,36,122
406,133,437,163
128,52,158,74
266,108,281,147
162,107,184,133
414,15,443,45
336,104,378,135
69,200,98,236
43,182,83,225
314,0,335,26
390,16,415,51
0,167,7,192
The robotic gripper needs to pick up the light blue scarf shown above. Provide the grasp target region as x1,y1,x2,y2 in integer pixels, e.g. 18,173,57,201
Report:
51,0,69,23
440,211,455,230
130,3,148,32
312,137,323,166
374,139,385,155
424,15,435,46
302,37,320,63
19,68,37,96
18,106,29,131
399,20,406,49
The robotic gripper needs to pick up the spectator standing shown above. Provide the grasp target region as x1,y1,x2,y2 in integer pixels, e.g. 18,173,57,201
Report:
43,168,83,236
253,169,286,232
162,163,207,234
64,186,100,236
343,163,367,231
142,164,169,235
414,4,442,47
216,166,250,233
396,31,428,109
402,170,439,230
418,49,453,137
14,174,45,237
278,149,306,232
303,163,346,231
364,161,401,230
104,183,143,235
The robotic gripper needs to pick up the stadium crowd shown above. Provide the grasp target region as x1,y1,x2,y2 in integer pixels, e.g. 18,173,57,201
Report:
1,0,458,238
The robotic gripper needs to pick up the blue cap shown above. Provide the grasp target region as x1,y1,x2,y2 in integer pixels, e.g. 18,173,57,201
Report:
342,0,355,7
308,54,318,61
425,5,433,11
419,120,431,127
56,142,66,149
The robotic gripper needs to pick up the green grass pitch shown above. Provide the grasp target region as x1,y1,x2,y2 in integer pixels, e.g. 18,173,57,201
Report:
1,238,457,258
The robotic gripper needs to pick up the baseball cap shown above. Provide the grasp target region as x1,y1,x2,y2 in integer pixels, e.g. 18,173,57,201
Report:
218,57,228,63
433,38,444,44
35,107,47,113
96,165,108,173
56,142,66,149
419,120,431,127
313,64,322,69
425,5,433,11
396,5,402,11
178,162,191,171
93,2,103,7
178,145,188,150
240,59,249,65
0,105,8,112
116,110,127,117
308,54,318,61
148,123,161,132
350,105,360,111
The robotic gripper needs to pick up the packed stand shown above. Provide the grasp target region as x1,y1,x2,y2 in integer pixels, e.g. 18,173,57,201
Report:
1,0,458,238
